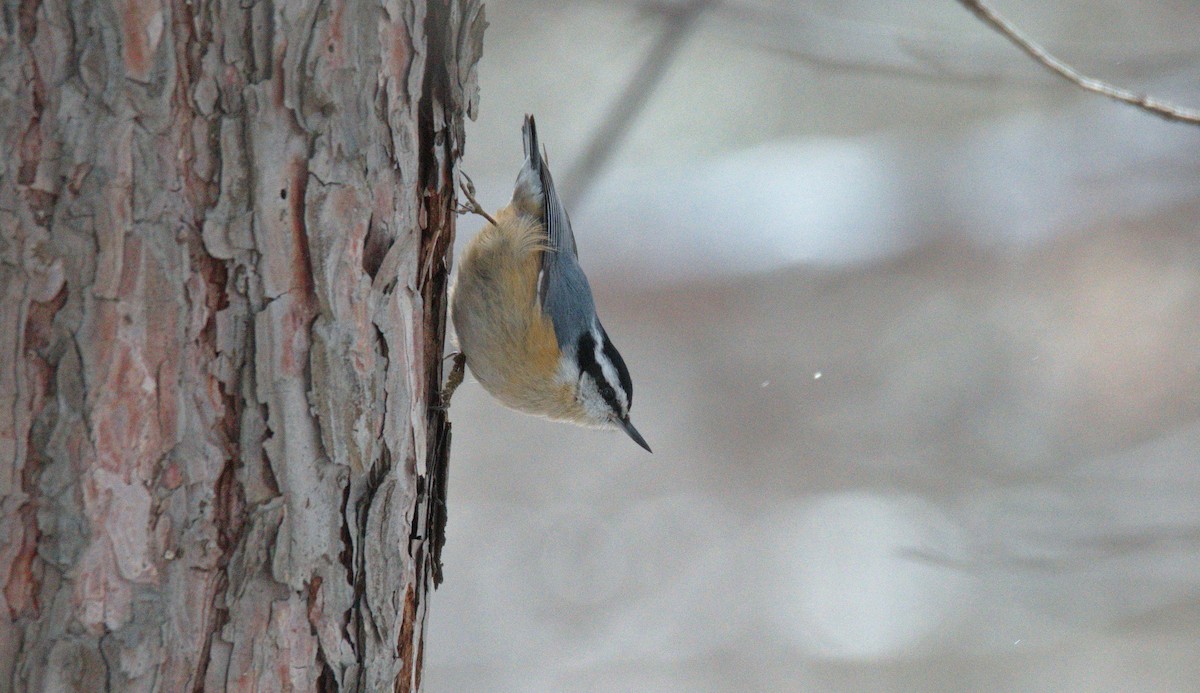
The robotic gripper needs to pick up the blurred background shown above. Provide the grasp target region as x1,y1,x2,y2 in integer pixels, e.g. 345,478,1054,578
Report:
425,1,1200,690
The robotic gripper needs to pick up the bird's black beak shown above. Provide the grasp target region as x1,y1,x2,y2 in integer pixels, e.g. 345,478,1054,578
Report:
617,416,652,453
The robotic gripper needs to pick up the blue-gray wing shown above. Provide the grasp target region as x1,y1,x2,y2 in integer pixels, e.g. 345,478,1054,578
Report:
522,115,578,262
520,115,594,349
544,259,596,351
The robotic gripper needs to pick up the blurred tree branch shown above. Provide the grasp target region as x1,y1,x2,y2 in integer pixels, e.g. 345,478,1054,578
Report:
562,0,715,207
958,0,1200,126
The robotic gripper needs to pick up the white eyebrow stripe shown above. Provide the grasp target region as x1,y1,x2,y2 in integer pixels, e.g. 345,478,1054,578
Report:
592,325,628,412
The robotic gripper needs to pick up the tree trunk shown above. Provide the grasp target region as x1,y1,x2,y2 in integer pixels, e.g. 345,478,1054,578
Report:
0,0,484,690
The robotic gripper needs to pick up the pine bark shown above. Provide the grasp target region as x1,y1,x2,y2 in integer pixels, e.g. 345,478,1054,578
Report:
0,0,484,690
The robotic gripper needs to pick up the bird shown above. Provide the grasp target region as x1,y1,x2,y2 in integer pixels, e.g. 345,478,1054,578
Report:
448,115,651,452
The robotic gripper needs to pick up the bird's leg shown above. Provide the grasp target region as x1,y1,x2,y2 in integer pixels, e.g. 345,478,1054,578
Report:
439,352,467,408
455,171,498,226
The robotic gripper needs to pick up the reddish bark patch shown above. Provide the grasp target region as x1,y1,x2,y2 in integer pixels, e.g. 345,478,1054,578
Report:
18,118,41,186
288,159,314,301
382,18,413,98
90,266,177,473
24,283,67,353
18,0,40,43
92,339,162,475
117,232,144,299
6,287,61,621
325,0,346,68
305,575,323,624
19,52,52,202
272,40,288,108
159,460,183,490
278,296,314,377
5,492,42,619
394,583,417,693
118,0,163,82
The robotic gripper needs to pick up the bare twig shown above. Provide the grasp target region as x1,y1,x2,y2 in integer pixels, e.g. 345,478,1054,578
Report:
957,0,1200,126
455,171,498,226
706,0,1200,88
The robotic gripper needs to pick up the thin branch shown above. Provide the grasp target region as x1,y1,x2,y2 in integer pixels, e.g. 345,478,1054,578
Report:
561,0,716,207
704,1,1200,88
957,0,1200,126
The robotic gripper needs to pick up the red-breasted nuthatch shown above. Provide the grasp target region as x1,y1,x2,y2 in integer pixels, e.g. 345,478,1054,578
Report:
451,115,651,452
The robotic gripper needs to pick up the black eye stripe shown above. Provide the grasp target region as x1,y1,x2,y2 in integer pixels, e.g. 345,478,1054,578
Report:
576,332,597,374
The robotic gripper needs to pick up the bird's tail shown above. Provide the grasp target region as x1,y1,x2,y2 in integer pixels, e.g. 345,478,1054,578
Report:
523,114,542,173
512,114,545,216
